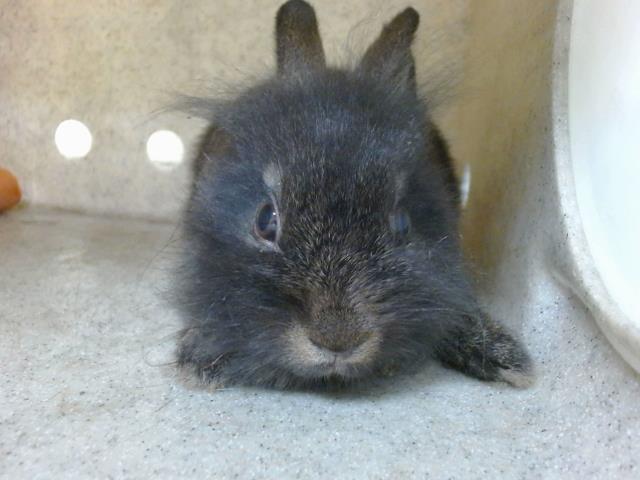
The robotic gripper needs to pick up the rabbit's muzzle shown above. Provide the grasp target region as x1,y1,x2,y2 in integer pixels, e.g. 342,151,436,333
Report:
283,306,382,378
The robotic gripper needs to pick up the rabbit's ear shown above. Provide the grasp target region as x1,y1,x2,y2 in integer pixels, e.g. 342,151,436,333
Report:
359,8,419,93
275,0,326,77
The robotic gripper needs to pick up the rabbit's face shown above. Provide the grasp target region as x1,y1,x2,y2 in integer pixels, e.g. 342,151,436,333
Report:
183,71,463,388
178,1,477,389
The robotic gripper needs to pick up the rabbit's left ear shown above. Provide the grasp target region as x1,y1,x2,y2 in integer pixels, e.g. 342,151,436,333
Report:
358,8,420,93
275,0,326,77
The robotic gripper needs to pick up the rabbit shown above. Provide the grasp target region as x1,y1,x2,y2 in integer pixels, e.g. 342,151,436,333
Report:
175,0,532,390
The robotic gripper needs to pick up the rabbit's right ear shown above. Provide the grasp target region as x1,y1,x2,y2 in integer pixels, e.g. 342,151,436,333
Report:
275,0,326,77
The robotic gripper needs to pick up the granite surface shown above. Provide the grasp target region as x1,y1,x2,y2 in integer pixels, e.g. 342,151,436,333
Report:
1,209,638,479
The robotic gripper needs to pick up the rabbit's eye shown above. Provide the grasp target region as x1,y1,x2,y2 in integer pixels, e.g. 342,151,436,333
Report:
255,202,279,243
389,210,410,236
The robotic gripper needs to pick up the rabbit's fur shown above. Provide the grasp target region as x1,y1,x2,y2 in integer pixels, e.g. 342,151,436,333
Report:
176,0,532,390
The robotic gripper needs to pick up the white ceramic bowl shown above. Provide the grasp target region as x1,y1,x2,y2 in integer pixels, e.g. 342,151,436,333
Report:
557,0,640,371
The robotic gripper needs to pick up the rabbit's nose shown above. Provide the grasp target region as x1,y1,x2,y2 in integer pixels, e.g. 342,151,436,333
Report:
307,304,375,355
308,331,369,355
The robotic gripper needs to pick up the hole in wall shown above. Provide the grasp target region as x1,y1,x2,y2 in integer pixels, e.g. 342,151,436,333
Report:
146,130,184,171
54,119,93,159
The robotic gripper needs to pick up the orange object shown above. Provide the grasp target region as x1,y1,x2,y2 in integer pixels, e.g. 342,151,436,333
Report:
0,168,22,212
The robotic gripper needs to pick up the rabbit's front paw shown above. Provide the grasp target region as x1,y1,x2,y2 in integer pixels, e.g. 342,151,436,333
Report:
435,314,534,388
177,328,230,386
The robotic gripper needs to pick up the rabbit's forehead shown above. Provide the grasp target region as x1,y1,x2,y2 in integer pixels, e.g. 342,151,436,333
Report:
259,153,406,217
256,129,413,199
262,163,282,195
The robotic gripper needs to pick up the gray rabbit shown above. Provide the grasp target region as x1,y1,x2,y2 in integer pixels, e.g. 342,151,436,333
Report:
176,0,532,390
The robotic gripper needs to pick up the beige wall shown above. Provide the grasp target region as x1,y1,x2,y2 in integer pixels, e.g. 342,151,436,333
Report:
446,0,558,273
1,0,467,220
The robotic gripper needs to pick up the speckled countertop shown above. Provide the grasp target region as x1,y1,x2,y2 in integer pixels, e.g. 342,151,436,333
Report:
1,209,638,479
